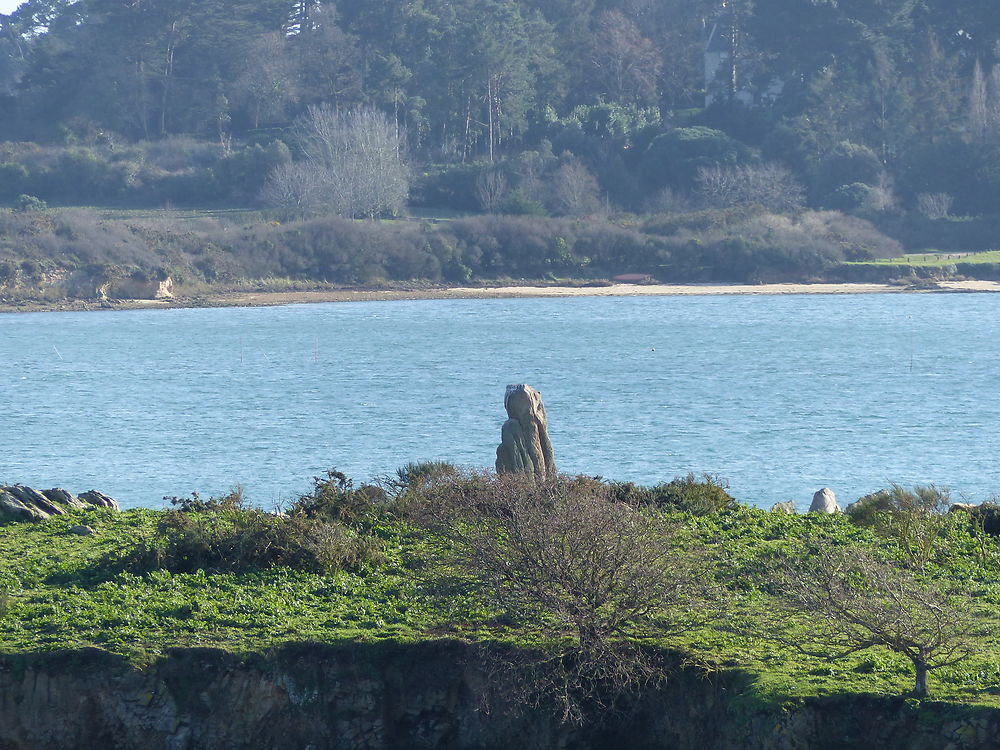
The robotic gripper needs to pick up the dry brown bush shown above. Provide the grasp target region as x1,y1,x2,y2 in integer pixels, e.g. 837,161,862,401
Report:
409,471,713,722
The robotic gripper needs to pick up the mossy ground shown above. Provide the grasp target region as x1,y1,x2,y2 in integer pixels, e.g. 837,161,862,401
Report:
1,502,999,710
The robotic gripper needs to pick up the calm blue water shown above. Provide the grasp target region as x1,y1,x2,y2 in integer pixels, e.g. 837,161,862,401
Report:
2,293,999,511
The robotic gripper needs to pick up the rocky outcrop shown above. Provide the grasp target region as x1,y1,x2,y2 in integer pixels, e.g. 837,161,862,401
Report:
809,487,840,513
107,276,174,300
495,384,555,479
0,644,996,750
78,490,119,508
771,500,797,513
0,485,119,522
950,502,1000,535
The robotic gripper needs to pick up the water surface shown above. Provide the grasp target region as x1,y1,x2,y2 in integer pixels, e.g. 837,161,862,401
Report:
2,293,998,510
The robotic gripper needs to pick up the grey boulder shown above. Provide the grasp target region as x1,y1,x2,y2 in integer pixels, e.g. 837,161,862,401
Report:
0,485,119,523
809,487,841,514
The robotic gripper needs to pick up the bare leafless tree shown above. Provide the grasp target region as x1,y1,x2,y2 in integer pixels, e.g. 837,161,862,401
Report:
589,10,662,107
643,185,694,214
549,157,602,217
475,167,507,213
967,61,1000,142
696,162,805,213
263,104,408,218
258,161,328,215
762,545,980,698
916,192,954,220
862,171,897,214
411,471,712,722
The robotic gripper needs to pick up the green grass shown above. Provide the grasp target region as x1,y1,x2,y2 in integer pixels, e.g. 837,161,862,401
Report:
846,250,1000,267
1,501,999,708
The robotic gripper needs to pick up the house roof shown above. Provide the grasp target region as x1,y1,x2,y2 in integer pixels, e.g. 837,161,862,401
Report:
612,273,654,283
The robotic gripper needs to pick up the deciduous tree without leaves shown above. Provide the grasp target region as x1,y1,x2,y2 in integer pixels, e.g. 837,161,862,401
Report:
411,471,712,722
262,104,408,219
763,545,980,698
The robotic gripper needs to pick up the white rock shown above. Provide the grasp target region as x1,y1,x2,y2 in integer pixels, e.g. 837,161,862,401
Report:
809,488,840,513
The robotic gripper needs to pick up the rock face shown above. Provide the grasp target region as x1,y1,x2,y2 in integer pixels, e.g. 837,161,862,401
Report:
771,500,797,514
78,490,119,508
108,276,174,301
809,487,840,513
0,644,994,750
0,485,119,522
495,384,555,478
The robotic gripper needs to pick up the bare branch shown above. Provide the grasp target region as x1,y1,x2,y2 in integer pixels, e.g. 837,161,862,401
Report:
409,471,715,722
757,544,982,698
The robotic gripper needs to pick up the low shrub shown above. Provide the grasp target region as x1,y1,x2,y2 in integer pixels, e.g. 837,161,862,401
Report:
123,487,384,574
609,472,736,515
289,469,389,527
845,484,951,568
14,194,47,213
388,461,461,496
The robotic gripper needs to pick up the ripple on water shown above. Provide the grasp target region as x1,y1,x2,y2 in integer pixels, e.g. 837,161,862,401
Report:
1,293,999,511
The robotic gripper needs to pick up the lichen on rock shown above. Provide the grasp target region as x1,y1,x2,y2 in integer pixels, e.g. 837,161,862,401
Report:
495,384,555,479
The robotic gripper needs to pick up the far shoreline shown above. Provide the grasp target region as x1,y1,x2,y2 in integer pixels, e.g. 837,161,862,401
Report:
2,279,1000,314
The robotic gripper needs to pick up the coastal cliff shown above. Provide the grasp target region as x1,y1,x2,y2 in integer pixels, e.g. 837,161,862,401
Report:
0,643,995,750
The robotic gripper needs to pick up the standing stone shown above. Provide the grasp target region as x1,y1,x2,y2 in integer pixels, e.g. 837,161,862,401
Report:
809,487,840,513
495,384,555,479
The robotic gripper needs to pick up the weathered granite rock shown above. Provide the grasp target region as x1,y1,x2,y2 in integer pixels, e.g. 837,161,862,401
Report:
68,525,96,536
809,488,840,513
0,490,44,522
42,488,87,510
0,485,119,523
0,486,63,521
952,502,1000,536
949,503,977,513
771,500,797,514
79,490,119,509
495,384,555,478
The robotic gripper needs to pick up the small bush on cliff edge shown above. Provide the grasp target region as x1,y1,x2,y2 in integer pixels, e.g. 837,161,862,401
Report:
288,469,392,528
610,473,736,515
13,194,47,212
122,486,384,574
846,484,951,569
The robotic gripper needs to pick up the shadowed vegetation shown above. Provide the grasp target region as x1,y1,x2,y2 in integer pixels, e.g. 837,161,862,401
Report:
0,470,998,720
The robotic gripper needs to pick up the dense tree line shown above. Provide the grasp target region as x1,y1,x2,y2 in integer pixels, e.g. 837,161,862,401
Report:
1,0,1000,218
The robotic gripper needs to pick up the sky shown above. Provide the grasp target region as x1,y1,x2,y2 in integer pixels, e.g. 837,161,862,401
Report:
0,1,23,16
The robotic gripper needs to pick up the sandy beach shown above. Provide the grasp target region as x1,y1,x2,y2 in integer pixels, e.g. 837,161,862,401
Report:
2,279,999,314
